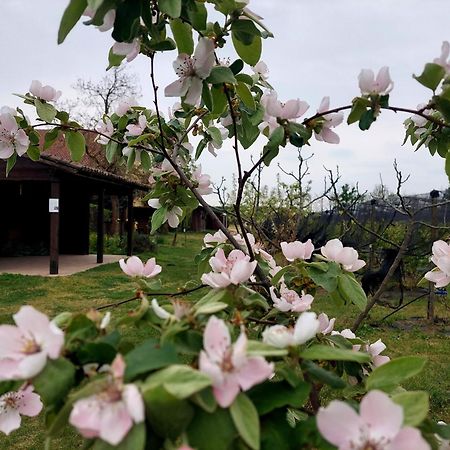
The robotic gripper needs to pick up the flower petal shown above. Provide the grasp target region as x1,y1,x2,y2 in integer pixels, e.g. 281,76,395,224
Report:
360,390,403,441
316,400,363,447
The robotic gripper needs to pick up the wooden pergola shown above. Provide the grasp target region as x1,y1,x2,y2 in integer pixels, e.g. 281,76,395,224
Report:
0,155,149,275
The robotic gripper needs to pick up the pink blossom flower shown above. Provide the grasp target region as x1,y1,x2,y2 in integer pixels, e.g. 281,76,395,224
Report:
119,256,162,278
314,96,344,144
425,240,450,287
147,198,183,228
280,239,314,262
192,165,213,195
270,285,314,312
262,91,309,121
203,230,228,247
358,67,394,95
317,390,430,450
112,38,140,62
0,113,29,159
165,38,215,105
262,312,320,348
317,313,335,335
126,114,147,137
0,306,64,381
258,248,276,269
434,41,450,74
83,8,115,32
321,239,366,272
199,316,274,407
201,249,257,288
366,339,390,368
0,385,42,435
95,117,114,145
69,355,144,446
29,80,62,102
115,97,137,116
251,61,269,80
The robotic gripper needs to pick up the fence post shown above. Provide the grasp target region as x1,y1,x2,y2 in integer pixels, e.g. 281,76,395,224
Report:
427,189,439,322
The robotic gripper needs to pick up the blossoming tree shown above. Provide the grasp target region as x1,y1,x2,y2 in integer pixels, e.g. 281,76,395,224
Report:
1,0,450,449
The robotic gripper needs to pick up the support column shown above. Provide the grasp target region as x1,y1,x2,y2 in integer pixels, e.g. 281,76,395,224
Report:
97,189,104,264
127,190,134,256
49,181,60,275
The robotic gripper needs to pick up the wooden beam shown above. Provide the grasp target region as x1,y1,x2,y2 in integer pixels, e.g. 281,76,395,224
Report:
97,189,104,263
127,190,134,256
49,181,60,275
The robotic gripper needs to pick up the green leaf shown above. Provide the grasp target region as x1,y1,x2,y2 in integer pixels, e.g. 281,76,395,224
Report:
35,98,57,123
159,0,182,18
392,391,429,426
191,388,217,413
58,0,87,44
187,407,237,450
231,19,261,45
107,47,126,69
301,345,371,363
206,66,237,85
337,273,367,310
65,130,86,162
140,149,151,171
151,206,168,232
305,261,341,292
33,359,75,405
359,108,375,131
202,82,213,111
27,145,40,161
230,393,260,450
6,153,17,177
301,360,346,389
185,0,207,31
236,81,255,109
414,63,446,91
76,342,117,365
92,423,146,450
232,31,261,66
142,365,212,399
148,38,177,52
366,356,427,391
263,126,284,166
105,140,119,162
446,151,450,181
112,0,142,42
170,18,194,54
65,315,98,350
124,338,179,381
249,381,310,415
347,97,370,125
44,128,60,150
143,385,194,439
211,86,227,115
229,59,244,75
194,301,228,316
246,340,288,357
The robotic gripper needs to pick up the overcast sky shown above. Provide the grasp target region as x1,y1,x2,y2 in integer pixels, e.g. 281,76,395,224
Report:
2,0,450,202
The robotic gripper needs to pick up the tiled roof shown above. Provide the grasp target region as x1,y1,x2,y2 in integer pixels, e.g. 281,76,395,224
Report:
37,129,150,190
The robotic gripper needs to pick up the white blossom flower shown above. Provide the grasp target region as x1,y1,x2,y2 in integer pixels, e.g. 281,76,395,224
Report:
165,38,215,105
112,39,140,62
358,67,394,95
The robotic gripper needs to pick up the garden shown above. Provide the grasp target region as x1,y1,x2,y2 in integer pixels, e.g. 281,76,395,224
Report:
0,1,450,449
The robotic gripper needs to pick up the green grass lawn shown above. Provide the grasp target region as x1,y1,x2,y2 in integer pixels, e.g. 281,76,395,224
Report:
0,232,448,448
